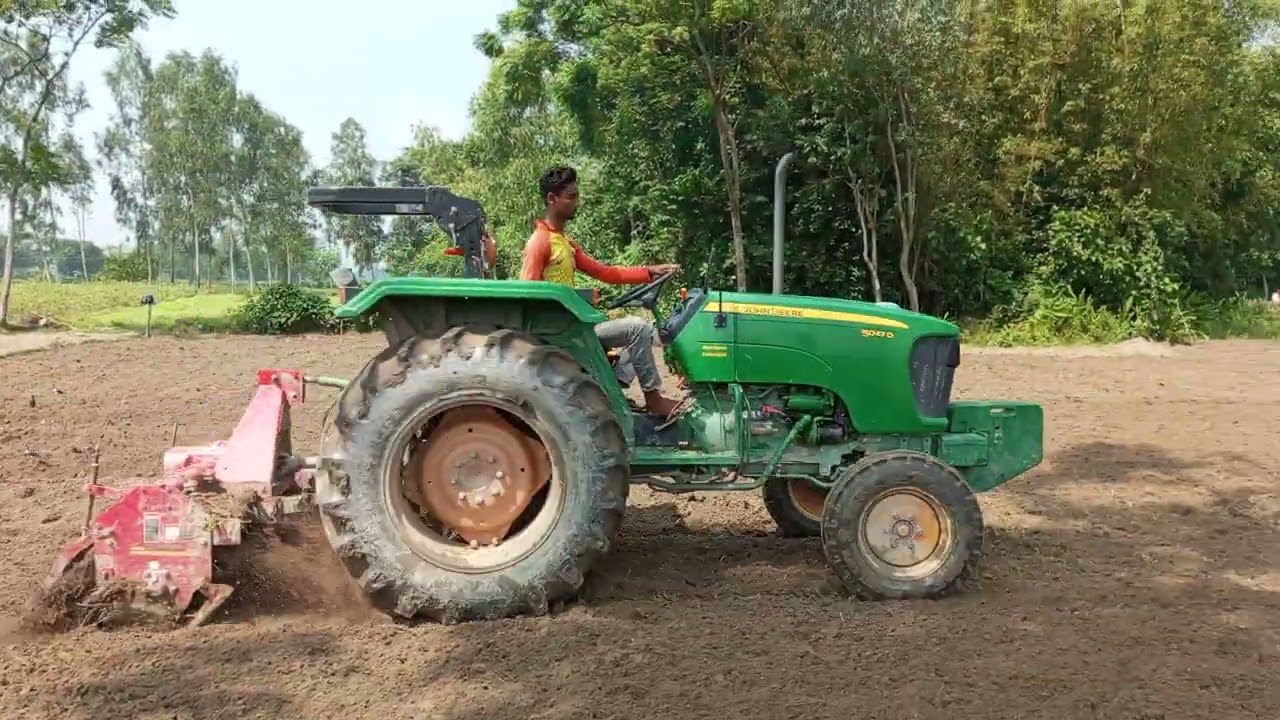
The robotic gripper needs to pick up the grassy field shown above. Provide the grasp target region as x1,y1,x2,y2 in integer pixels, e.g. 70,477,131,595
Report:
5,280,339,334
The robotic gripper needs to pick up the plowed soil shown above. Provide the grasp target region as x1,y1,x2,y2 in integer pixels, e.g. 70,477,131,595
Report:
0,334,1277,720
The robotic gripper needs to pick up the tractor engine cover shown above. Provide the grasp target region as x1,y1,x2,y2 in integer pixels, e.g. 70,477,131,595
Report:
660,289,963,435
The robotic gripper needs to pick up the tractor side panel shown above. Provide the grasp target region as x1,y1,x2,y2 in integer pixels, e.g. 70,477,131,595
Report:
664,291,738,383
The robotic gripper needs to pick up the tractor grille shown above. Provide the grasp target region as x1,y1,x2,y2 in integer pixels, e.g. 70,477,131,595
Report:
909,336,960,418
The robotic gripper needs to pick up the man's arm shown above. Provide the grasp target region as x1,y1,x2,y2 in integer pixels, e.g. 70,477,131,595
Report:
572,242,652,285
519,231,552,281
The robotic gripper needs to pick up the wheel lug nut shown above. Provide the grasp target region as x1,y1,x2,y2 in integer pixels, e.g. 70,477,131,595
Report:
495,471,505,480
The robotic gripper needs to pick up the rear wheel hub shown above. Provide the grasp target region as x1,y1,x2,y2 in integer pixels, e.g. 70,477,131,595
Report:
407,406,550,546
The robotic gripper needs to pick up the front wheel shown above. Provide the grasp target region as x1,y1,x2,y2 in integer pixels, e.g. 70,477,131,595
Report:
820,450,983,600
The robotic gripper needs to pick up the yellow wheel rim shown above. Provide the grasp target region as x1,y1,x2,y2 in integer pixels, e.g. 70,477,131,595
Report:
786,478,828,521
857,486,954,580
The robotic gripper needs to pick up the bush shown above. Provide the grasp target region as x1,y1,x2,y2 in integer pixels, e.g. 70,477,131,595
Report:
964,287,1138,347
94,253,151,282
234,284,336,334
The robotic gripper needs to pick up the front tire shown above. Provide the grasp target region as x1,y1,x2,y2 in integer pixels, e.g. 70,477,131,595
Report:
316,327,630,623
820,450,983,600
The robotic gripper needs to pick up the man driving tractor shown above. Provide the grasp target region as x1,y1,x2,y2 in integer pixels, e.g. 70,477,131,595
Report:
519,165,682,418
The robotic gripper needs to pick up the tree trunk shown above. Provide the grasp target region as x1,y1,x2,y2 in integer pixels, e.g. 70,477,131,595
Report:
244,242,255,293
690,29,747,292
711,100,748,291
168,235,175,283
852,179,883,303
0,193,19,325
886,115,921,312
285,246,292,284
44,192,57,283
77,208,88,281
227,230,237,291
191,217,200,287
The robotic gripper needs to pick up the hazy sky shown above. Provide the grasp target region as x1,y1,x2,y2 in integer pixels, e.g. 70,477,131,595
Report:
63,0,517,247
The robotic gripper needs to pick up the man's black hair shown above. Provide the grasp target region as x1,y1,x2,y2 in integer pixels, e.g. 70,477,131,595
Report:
540,165,577,202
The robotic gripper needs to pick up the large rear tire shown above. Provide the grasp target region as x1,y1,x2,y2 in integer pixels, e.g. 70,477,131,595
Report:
315,327,630,623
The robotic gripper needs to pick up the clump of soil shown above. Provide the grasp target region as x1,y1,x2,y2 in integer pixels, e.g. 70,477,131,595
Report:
18,551,146,634
213,509,380,624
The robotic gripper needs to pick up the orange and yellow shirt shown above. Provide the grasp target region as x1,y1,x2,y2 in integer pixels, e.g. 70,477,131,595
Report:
519,218,651,286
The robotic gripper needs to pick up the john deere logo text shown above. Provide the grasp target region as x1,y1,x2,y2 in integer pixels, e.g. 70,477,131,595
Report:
709,302,908,330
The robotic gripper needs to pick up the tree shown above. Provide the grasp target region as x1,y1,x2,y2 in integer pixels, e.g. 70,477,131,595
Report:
478,0,771,291
98,40,156,281
142,49,238,285
326,117,384,273
0,0,174,324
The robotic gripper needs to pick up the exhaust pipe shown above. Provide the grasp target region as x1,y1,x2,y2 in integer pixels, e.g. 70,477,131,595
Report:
773,152,795,295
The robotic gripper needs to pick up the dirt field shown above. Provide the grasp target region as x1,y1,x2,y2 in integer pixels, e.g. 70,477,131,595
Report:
0,334,1277,720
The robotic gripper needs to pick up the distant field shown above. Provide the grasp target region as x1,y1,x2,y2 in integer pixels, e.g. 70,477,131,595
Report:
5,280,339,334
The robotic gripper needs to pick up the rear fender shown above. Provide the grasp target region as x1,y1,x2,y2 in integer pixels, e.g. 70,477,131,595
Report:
336,278,635,441
334,277,606,323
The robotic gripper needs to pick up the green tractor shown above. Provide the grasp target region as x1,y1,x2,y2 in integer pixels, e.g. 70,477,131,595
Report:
306,170,1043,623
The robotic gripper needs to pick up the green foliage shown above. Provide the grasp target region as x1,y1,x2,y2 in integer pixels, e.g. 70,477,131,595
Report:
964,289,1280,347
233,283,336,335
1182,294,1280,340
964,288,1149,347
446,0,1280,345
96,251,150,282
1,0,176,324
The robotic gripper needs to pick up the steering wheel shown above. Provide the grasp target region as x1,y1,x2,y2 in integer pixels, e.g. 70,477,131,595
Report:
603,271,677,311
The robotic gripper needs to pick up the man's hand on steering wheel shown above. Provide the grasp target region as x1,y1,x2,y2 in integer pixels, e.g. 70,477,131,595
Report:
603,264,680,310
